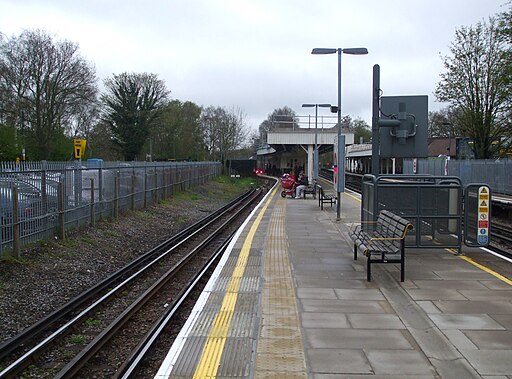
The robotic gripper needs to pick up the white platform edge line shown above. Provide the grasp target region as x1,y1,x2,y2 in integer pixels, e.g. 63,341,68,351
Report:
480,246,512,263
154,183,278,378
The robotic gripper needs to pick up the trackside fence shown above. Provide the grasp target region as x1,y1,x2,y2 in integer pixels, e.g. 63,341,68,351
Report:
0,161,221,258
403,158,511,195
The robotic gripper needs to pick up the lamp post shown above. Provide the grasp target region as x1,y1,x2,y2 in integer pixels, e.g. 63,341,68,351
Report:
302,103,332,183
312,47,368,220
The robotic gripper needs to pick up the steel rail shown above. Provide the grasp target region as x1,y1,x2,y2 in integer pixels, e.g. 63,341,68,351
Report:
53,189,261,378
116,235,233,379
0,189,257,378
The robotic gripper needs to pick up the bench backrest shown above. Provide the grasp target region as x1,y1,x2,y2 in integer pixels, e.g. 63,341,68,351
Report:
376,210,413,239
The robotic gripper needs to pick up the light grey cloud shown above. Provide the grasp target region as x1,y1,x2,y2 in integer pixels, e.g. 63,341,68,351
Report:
0,0,505,131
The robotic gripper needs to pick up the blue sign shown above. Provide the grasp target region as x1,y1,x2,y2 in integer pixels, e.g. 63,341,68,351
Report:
478,235,488,245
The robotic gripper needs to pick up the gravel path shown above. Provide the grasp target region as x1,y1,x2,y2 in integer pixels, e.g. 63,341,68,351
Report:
0,180,247,343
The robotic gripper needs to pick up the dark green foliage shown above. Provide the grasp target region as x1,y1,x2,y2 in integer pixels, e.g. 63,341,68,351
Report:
149,100,204,161
101,73,169,161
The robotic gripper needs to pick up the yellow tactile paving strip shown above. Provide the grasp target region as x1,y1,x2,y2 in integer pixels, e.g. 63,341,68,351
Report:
191,187,275,379
254,198,308,379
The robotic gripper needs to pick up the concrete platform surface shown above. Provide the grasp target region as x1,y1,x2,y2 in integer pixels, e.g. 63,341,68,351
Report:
155,184,512,379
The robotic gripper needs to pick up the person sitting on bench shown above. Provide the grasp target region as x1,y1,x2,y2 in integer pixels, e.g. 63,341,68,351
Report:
294,172,307,198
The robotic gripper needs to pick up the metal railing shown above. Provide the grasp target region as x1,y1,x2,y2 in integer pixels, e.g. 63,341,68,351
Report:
0,161,221,258
362,174,464,252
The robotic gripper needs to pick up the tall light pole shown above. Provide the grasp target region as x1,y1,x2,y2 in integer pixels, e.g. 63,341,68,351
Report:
302,103,331,183
312,47,368,220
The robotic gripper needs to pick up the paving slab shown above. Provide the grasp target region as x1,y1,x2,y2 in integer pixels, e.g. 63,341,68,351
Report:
411,279,490,289
297,288,337,299
366,349,433,375
301,312,350,329
464,330,512,349
346,313,405,329
458,289,512,301
441,329,479,350
314,375,435,379
460,350,512,376
429,313,506,330
333,288,386,300
433,300,512,314
405,288,469,301
307,348,372,374
300,299,387,314
304,328,412,349
295,277,372,289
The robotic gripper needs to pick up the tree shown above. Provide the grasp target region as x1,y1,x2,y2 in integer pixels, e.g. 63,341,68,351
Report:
149,100,203,161
435,17,512,158
0,123,16,160
0,29,98,160
351,118,371,143
258,106,298,143
87,120,122,160
428,108,460,138
341,115,352,131
200,106,248,167
101,72,169,161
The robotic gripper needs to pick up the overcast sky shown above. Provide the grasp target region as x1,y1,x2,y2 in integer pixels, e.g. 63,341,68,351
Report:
0,0,507,132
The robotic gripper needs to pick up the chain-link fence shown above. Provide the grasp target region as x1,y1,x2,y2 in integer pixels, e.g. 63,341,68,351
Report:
0,161,221,258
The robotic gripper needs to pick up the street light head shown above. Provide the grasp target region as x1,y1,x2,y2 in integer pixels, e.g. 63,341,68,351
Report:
312,48,337,55
318,104,332,108
302,104,315,108
342,47,368,55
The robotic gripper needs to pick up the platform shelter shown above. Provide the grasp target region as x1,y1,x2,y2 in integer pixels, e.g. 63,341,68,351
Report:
257,127,354,180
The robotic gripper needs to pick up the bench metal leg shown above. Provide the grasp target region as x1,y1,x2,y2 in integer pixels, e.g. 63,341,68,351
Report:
367,258,371,281
354,243,357,260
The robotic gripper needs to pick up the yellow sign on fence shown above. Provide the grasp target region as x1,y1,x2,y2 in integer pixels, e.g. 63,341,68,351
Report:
73,139,87,159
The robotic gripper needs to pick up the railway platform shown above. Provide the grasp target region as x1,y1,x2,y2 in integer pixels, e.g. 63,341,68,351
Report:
155,182,512,379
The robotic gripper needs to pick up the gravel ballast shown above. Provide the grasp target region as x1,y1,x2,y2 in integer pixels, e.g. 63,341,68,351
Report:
0,179,254,343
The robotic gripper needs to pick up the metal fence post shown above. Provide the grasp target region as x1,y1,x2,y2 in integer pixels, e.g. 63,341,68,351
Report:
131,173,136,211
12,185,20,258
114,174,119,219
154,167,158,203
58,181,65,240
90,178,95,227
143,171,148,208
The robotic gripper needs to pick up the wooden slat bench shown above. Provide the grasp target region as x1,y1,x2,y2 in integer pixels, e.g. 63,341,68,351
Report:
349,210,413,282
317,185,336,210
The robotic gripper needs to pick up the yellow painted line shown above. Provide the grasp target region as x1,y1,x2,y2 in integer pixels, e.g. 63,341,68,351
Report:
445,248,512,285
192,186,278,379
458,255,512,286
343,191,362,203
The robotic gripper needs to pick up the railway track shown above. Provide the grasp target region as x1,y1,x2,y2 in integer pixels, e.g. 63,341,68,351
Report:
490,222,512,260
0,187,265,378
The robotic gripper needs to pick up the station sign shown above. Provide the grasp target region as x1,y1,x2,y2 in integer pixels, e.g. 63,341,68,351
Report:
476,186,490,245
74,139,87,159
464,184,491,247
